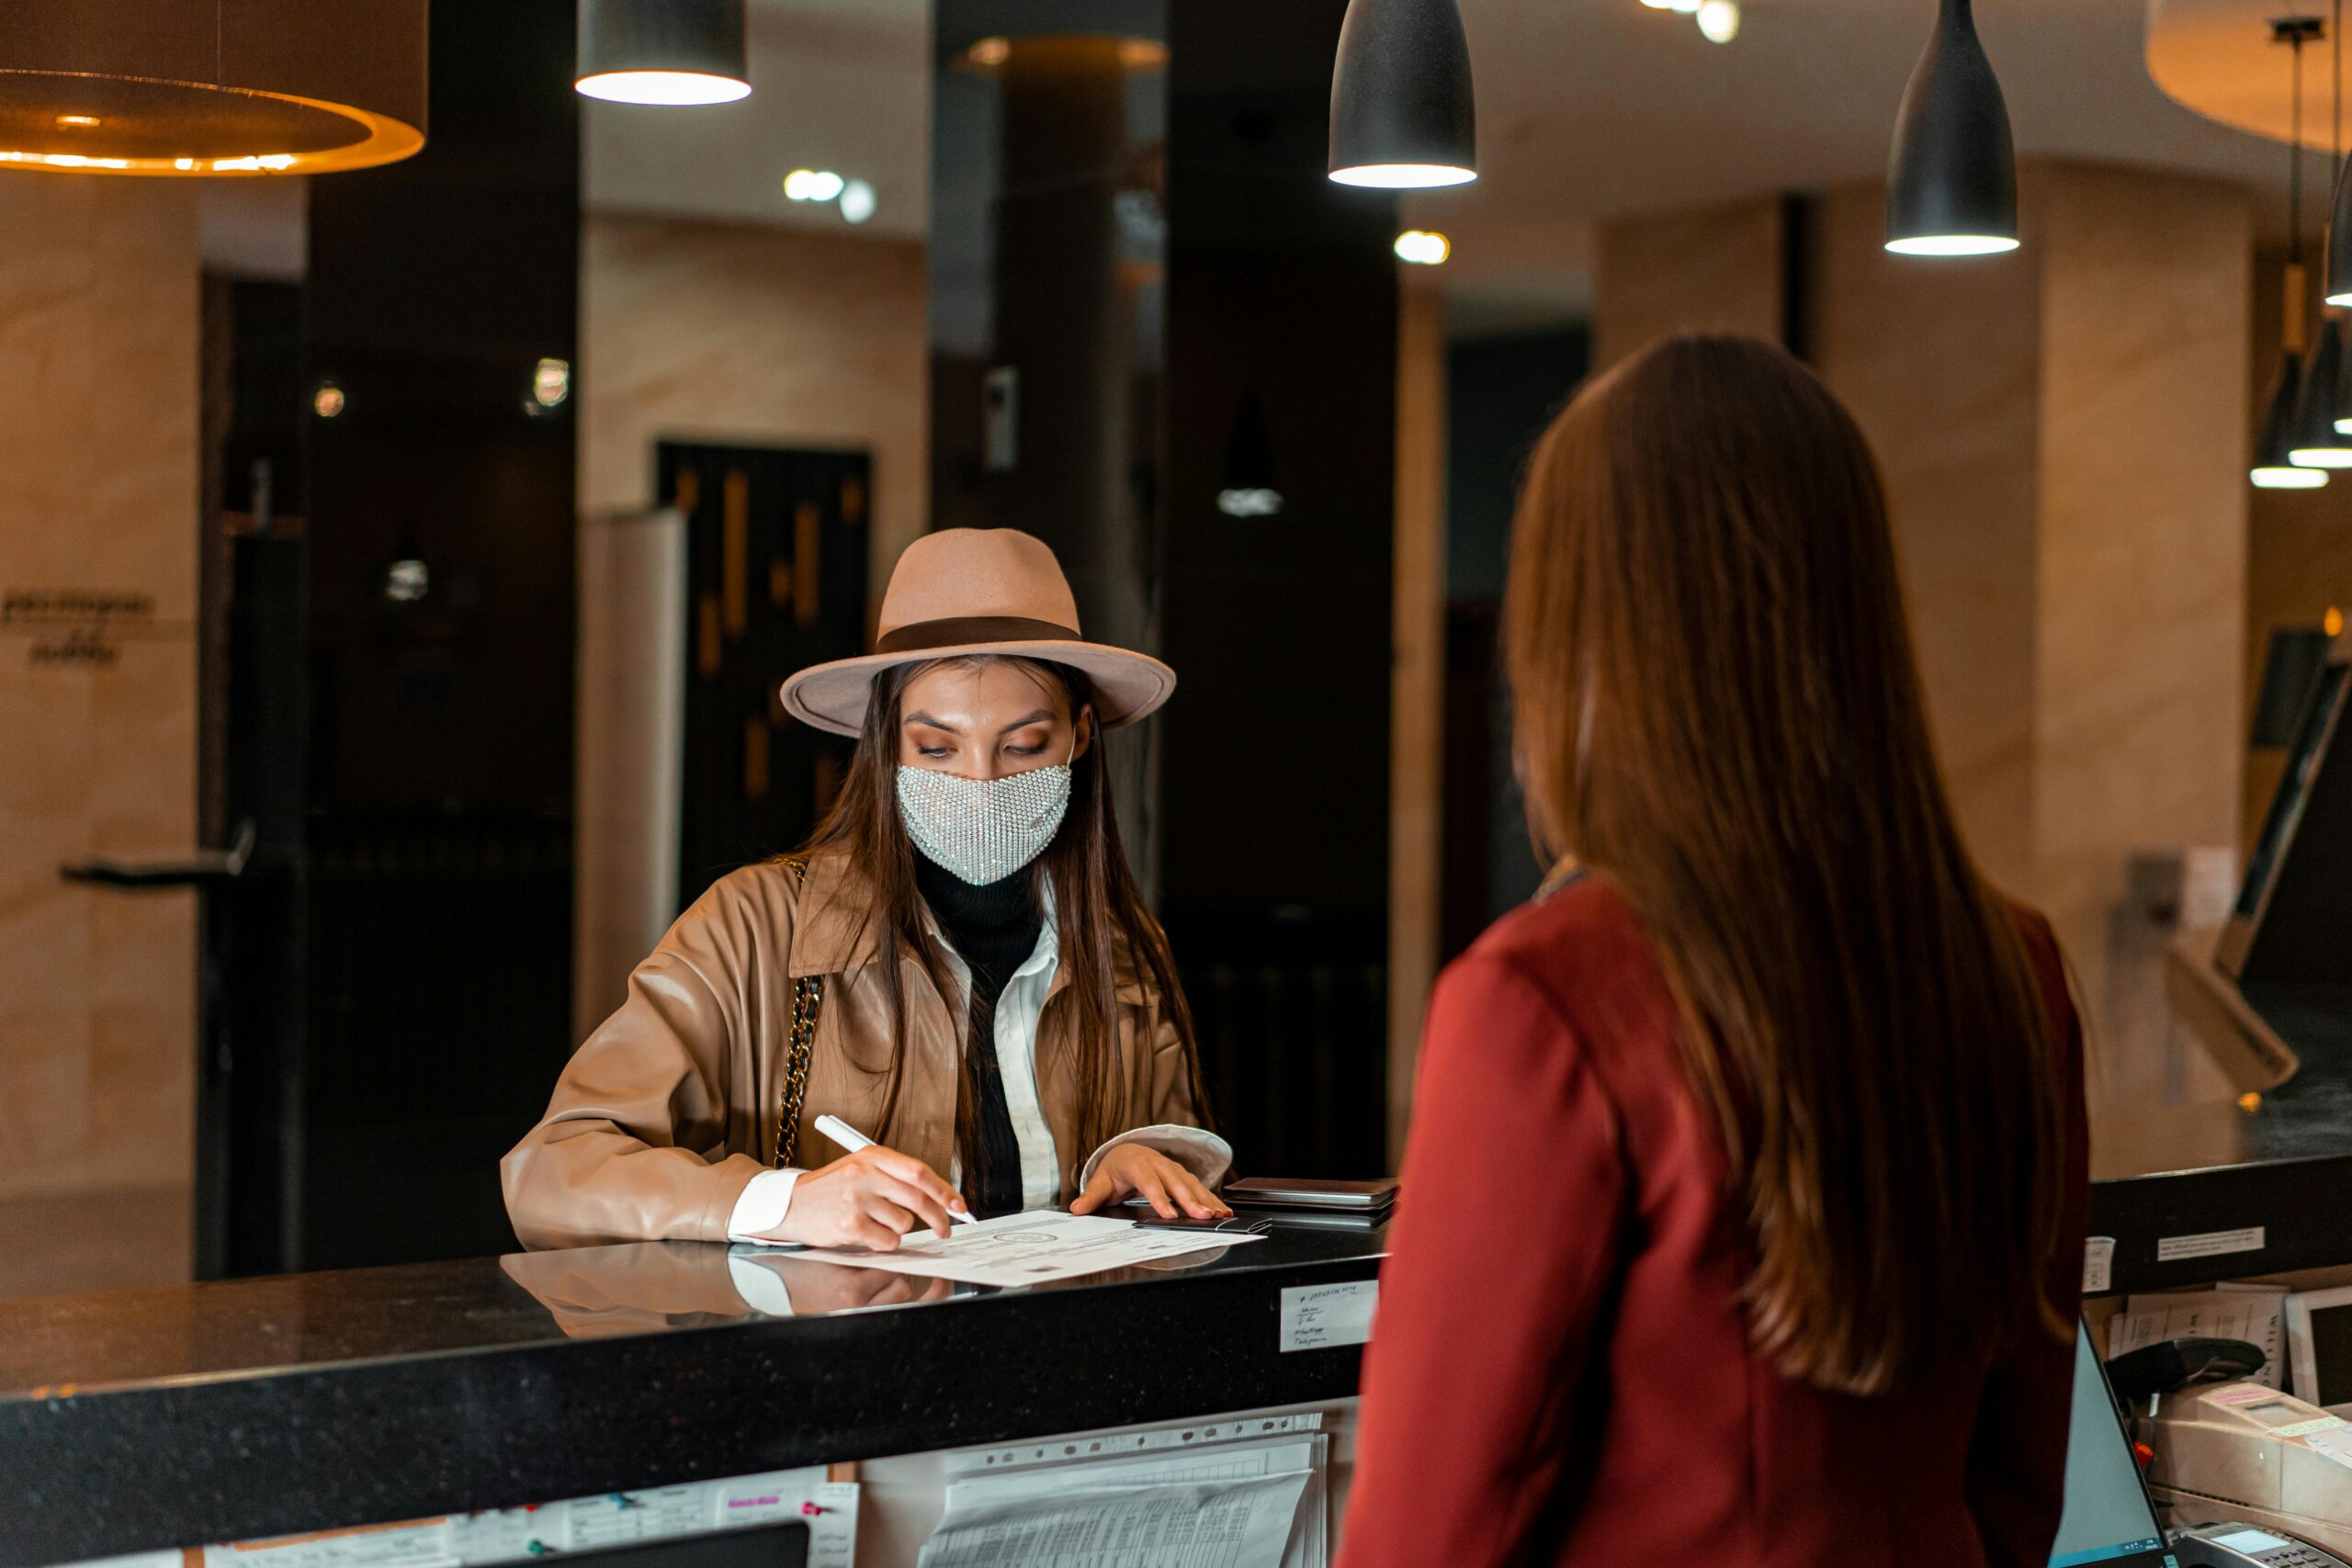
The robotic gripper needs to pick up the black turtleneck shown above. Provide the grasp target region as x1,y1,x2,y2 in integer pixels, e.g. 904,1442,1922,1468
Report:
915,857,1045,1216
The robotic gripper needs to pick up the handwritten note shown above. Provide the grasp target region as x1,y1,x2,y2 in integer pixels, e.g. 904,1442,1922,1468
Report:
1278,1280,1377,1352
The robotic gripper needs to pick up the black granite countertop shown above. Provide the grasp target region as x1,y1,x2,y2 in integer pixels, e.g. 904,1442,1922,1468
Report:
0,1220,1388,1567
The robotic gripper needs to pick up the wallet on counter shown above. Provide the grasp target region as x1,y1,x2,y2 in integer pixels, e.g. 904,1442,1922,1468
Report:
1221,1177,1399,1213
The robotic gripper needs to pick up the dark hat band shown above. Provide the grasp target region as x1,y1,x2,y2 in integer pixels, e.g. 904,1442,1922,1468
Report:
873,615,1081,656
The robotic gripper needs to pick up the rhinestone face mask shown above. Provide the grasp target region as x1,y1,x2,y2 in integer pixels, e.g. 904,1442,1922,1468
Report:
896,756,1073,886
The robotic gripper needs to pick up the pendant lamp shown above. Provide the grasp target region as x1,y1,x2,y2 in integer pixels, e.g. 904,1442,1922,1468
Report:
2291,318,2352,466
1885,0,2018,255
1216,389,1284,519
0,3,424,175
2258,347,2329,488
577,0,751,107
1329,0,1477,189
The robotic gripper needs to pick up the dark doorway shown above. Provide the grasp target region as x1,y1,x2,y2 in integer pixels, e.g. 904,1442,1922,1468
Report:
661,442,873,908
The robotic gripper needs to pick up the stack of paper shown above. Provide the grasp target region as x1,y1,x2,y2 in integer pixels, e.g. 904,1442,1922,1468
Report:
922,1416,1327,1568
2107,1284,2288,1390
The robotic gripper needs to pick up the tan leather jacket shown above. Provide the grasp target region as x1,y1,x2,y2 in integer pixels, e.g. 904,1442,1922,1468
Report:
501,848,1220,1249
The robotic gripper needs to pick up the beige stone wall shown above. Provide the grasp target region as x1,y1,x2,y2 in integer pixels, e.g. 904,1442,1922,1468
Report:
1591,197,1783,374
0,177,200,1293
574,215,928,1031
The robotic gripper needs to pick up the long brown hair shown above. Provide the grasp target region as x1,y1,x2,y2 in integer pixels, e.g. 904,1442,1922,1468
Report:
1504,333,2063,1396
797,655,1211,1195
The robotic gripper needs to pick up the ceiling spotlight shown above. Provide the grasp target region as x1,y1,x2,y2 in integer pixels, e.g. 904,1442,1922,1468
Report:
533,357,571,409
1885,0,2019,257
1696,0,1740,42
1329,0,1478,190
313,382,346,420
839,178,877,225
1394,230,1451,265
785,168,846,202
577,0,751,106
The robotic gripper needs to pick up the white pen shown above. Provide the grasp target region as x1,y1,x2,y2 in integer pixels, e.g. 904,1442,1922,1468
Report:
813,1114,978,1224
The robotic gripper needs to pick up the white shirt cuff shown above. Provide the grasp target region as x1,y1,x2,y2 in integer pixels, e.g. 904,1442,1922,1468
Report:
1078,1124,1234,1193
726,1168,805,1243
725,1254,798,1317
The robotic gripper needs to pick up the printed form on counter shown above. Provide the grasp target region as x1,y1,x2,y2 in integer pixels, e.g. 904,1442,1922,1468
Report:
766,1210,1263,1288
923,1415,1329,1568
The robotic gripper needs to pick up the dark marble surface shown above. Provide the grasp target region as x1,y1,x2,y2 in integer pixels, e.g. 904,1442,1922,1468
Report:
0,1221,1387,1567
2088,979,2352,1294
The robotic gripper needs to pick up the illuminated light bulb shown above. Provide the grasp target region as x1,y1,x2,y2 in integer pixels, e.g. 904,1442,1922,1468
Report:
314,382,346,419
2252,466,2328,489
54,114,99,129
1884,234,2020,256
2290,446,2352,468
1668,0,1701,11
1640,0,1677,7
1329,164,1477,189
2328,606,2346,637
174,157,196,171
967,37,1012,66
839,178,876,224
784,168,846,202
1394,230,1451,265
533,357,571,408
1216,489,1284,518
1696,0,1739,42
575,70,750,107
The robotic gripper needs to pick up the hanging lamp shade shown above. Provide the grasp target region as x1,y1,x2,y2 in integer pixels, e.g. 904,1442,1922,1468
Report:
1216,389,1284,519
0,3,424,175
2291,319,2352,465
1329,0,1477,189
2257,351,2331,488
1885,0,2019,255
577,0,750,107
2331,158,2352,310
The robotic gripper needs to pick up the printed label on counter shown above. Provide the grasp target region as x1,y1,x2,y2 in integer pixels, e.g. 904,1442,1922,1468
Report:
1279,1280,1378,1352
2155,1226,2265,1264
2084,1236,2115,1293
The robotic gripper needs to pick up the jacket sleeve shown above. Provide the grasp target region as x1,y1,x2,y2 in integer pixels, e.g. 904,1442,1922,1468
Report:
1965,943,2092,1568
1335,953,1627,1568
500,882,775,1250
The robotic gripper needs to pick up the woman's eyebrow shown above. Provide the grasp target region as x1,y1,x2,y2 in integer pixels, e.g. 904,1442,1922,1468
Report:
995,709,1053,736
902,711,962,732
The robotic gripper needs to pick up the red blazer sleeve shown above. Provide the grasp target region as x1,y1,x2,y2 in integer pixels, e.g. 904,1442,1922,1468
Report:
1965,957,2091,1568
1336,952,1628,1568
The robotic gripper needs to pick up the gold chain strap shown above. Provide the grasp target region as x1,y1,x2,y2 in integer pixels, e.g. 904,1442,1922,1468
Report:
773,858,825,1168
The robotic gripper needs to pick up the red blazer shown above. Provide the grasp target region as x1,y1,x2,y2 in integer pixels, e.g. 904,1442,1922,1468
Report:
1338,876,2087,1568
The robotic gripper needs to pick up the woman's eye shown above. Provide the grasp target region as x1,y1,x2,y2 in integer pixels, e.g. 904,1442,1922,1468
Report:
1007,742,1046,758
916,745,952,759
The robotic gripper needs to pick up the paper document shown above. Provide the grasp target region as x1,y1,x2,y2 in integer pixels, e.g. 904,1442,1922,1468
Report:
917,1473,1309,1568
2108,1286,2287,1390
795,1211,1262,1287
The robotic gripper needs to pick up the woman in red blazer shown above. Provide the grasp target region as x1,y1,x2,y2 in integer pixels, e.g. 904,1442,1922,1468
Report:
1340,335,2087,1568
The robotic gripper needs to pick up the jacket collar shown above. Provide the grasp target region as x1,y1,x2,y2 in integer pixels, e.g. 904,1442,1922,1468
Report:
786,844,1149,1002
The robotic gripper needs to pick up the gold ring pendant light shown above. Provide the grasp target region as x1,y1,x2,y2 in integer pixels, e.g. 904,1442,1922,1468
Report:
0,2,426,176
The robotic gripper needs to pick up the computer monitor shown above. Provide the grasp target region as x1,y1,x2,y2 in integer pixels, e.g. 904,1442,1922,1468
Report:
2052,1325,2171,1568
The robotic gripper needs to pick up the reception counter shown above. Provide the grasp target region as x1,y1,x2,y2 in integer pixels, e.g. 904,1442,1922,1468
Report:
0,1222,1387,1567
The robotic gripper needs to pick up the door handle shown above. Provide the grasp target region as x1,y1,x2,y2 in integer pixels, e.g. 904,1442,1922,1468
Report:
60,818,256,889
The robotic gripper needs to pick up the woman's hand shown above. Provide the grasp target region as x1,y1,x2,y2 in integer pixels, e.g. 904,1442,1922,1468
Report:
1069,1143,1232,1220
751,1145,969,1249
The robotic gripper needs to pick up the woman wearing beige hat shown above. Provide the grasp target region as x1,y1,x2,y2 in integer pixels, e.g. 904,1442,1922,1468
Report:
503,528,1231,1251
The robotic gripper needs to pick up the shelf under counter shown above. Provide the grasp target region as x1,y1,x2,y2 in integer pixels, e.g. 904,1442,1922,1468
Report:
0,1224,1388,1568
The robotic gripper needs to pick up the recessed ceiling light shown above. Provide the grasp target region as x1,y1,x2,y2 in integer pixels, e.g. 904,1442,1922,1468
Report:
839,179,877,225
1394,230,1451,265
1696,0,1739,42
785,168,846,202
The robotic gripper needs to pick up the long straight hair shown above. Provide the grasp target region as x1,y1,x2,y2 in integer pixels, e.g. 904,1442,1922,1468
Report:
797,655,1211,1194
1504,334,2064,1396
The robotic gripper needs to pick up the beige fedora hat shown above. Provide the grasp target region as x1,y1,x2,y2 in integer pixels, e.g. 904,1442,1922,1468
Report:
780,528,1177,737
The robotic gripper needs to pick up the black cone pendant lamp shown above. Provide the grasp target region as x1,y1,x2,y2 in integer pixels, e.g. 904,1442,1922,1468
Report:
1885,0,2018,255
2258,344,2327,489
1329,0,1477,189
577,0,751,107
2299,6,2352,467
